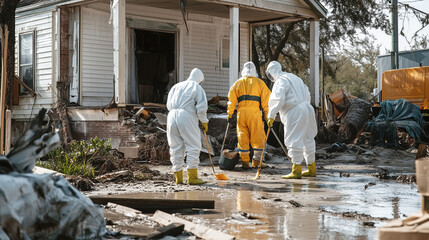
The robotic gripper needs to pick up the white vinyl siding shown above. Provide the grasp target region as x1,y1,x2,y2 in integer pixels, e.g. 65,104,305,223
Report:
80,7,114,106
13,8,54,120
183,20,249,99
81,3,250,102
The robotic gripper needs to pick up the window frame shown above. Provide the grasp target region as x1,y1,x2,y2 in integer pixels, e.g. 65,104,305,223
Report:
18,30,36,95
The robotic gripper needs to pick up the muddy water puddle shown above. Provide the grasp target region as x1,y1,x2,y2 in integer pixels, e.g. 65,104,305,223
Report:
315,175,420,220
118,176,420,239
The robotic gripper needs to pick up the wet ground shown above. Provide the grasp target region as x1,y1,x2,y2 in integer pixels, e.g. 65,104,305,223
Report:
87,145,421,239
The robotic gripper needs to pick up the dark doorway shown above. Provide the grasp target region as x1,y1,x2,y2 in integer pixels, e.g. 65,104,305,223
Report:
134,29,175,103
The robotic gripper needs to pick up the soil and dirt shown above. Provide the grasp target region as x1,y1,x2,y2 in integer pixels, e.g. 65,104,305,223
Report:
37,100,427,239
80,139,421,239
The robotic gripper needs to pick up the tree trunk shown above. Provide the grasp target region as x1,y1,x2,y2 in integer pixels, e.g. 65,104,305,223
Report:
251,22,299,81
271,22,298,61
0,0,20,110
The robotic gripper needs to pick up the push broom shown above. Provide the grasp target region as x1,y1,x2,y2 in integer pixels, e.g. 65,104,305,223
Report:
204,131,229,180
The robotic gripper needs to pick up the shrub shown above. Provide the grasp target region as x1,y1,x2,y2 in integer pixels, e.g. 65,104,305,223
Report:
37,137,113,179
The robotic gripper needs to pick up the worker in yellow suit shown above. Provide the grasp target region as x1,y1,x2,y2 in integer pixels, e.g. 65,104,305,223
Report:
227,62,271,169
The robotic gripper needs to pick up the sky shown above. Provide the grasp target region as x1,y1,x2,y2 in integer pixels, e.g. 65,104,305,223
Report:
370,0,429,54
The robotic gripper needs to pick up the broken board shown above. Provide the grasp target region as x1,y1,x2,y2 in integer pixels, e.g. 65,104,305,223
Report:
153,112,167,127
152,210,235,240
89,194,215,213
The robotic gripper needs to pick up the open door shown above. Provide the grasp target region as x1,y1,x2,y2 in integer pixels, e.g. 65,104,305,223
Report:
131,29,176,104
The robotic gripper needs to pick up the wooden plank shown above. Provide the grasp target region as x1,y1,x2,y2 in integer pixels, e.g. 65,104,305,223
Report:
89,195,215,212
107,202,142,218
0,25,9,154
14,75,36,97
103,208,157,238
152,210,235,240
5,110,11,153
147,223,185,239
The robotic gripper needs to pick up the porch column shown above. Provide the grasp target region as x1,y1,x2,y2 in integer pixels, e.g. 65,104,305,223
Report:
309,20,320,107
113,0,126,105
229,6,239,87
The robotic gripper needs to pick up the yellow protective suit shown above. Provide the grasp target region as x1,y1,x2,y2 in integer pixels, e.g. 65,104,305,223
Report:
227,62,271,164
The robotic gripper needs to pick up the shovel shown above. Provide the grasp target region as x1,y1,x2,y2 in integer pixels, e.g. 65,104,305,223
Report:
204,131,229,180
253,127,271,180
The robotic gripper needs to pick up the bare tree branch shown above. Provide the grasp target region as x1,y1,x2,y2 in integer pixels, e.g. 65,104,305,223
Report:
272,22,299,61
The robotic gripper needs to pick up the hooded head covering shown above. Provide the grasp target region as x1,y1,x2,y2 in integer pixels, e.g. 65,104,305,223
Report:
188,68,204,85
266,61,284,82
241,62,258,78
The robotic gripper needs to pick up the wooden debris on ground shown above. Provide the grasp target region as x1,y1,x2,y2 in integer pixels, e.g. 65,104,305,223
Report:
90,194,215,212
152,210,235,240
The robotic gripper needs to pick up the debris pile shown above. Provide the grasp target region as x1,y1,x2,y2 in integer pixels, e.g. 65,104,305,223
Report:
338,98,371,143
0,109,108,239
122,98,239,165
366,99,427,149
319,90,371,144
123,105,171,164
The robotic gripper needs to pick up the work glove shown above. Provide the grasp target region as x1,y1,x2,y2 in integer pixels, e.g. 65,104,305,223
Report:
267,118,274,128
202,122,208,133
227,114,232,122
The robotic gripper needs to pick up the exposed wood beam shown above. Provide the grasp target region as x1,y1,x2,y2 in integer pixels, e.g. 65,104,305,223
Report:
89,195,215,212
14,75,36,97
250,16,307,26
198,0,318,19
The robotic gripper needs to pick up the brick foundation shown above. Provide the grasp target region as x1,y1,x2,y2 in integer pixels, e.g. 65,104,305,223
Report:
70,121,137,148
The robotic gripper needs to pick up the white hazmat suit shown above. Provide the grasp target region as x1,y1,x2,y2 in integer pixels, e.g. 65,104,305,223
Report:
166,68,208,173
266,61,317,168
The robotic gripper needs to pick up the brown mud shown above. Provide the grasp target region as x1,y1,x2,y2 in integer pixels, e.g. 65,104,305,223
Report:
86,144,421,239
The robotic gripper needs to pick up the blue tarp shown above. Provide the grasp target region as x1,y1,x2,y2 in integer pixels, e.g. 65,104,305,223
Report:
366,99,427,148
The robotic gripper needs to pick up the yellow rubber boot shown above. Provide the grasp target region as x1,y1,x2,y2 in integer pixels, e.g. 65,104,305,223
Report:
252,160,268,169
282,164,302,179
174,170,183,184
302,162,316,177
187,169,205,185
242,161,250,169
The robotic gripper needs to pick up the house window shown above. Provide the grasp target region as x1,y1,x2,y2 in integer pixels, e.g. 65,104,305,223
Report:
222,38,229,69
19,32,35,93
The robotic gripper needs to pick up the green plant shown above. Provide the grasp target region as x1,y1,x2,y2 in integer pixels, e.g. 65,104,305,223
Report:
37,137,113,179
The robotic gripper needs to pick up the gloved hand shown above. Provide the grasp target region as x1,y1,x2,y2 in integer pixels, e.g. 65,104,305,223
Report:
202,122,208,133
227,114,232,122
267,118,274,128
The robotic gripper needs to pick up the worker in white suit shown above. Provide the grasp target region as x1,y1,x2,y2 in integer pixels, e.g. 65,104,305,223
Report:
265,61,317,179
166,68,208,185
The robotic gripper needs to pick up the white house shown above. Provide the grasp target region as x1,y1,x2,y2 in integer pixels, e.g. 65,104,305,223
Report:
14,0,327,145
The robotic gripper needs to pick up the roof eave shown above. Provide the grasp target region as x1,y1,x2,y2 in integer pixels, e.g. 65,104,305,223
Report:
16,0,83,13
303,0,327,19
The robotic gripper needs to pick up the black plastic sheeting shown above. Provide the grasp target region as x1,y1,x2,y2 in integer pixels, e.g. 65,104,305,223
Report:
366,99,427,148
0,109,108,239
